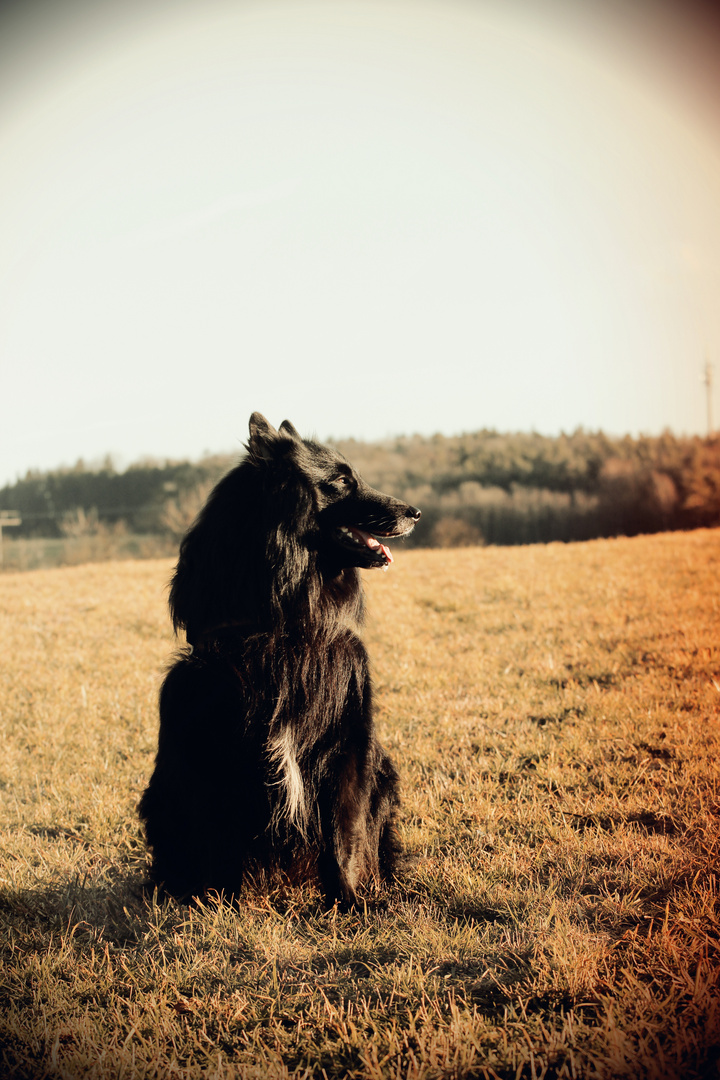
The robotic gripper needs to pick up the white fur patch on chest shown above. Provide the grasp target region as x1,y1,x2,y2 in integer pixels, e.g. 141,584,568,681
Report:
268,726,308,835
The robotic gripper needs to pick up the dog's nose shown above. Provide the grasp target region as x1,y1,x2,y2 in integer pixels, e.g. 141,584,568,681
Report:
406,506,421,521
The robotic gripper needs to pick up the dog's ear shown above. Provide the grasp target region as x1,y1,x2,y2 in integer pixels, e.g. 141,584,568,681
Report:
249,412,278,441
248,412,280,460
279,419,302,441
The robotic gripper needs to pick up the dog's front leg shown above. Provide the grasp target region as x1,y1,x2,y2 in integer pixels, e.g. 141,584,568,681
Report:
317,844,359,912
316,760,365,911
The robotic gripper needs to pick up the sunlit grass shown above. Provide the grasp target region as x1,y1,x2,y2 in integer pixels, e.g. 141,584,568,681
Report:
1,531,719,1078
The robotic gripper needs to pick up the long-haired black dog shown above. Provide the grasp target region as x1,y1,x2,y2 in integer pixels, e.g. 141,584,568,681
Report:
139,413,420,908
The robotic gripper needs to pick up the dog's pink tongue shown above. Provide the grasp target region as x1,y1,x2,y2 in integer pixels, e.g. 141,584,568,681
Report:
379,542,393,563
349,527,394,564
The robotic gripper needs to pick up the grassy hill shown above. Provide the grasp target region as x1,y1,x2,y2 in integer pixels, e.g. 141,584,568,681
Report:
0,532,719,1078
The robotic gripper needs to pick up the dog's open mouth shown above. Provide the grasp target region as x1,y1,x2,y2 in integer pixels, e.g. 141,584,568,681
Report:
335,525,398,564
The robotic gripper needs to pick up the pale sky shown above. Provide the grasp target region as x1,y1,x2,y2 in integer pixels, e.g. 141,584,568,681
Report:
2,0,720,484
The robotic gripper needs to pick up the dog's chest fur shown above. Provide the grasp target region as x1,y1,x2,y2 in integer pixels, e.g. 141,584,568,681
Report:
268,725,308,835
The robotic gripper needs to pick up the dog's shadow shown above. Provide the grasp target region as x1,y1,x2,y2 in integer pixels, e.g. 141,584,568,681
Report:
0,867,154,950
0,858,406,957
3,820,430,951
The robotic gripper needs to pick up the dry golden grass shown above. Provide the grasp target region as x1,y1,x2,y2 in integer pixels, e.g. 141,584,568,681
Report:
0,531,719,1079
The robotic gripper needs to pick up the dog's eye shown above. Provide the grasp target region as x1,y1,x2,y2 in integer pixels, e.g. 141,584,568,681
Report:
335,475,352,486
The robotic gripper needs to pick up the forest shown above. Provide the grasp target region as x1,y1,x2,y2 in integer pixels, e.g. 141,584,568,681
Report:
1,427,719,549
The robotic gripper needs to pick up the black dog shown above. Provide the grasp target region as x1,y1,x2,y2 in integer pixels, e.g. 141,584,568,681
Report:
139,413,420,908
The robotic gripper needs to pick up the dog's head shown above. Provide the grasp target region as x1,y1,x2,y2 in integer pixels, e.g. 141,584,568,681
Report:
247,412,421,571
170,413,421,639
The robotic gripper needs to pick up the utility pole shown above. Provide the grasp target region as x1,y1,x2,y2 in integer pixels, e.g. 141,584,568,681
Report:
704,357,714,437
0,511,21,567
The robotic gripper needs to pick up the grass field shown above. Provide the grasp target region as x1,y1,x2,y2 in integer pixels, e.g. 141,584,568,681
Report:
0,531,719,1079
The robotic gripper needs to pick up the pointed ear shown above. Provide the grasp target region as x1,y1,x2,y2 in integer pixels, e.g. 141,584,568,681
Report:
248,412,280,461
248,412,279,442
279,419,302,441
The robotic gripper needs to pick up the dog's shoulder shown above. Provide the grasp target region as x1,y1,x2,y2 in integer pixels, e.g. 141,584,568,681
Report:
159,653,249,721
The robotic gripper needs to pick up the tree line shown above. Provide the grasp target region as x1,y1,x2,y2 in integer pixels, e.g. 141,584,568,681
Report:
1,428,719,548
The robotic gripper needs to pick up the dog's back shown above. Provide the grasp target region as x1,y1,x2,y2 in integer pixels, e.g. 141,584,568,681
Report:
139,413,420,907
